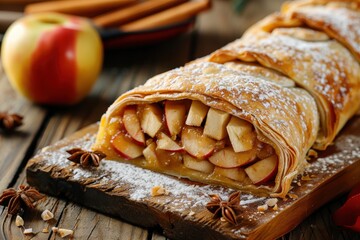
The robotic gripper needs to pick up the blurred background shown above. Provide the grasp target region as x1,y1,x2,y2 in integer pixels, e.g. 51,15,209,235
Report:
0,0,283,50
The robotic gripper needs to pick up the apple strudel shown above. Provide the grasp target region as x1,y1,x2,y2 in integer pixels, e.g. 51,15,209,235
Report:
92,0,360,198
93,62,319,197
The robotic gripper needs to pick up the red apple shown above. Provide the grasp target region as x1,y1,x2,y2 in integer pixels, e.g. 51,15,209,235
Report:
1,13,103,105
111,132,144,160
165,101,186,137
123,106,145,146
156,132,183,152
181,126,216,159
244,155,278,185
208,147,257,168
183,154,214,173
204,108,231,140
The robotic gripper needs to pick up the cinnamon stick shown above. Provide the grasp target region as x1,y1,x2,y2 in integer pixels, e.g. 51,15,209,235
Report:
93,0,187,28
24,0,137,17
120,0,211,32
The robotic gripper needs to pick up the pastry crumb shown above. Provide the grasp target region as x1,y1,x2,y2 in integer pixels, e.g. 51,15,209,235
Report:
42,227,49,233
301,175,312,181
188,211,195,216
23,228,33,235
151,185,168,196
41,209,54,221
53,227,73,238
265,198,278,207
15,215,24,227
257,204,268,212
288,193,298,199
58,228,74,238
272,204,279,211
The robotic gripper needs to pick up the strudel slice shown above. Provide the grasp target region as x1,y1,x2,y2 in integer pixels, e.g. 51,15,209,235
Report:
93,62,319,197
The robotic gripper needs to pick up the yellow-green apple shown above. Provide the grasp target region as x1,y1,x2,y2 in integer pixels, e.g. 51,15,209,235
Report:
1,13,103,105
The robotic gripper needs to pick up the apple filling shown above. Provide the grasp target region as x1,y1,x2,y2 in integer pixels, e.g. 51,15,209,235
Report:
108,100,278,186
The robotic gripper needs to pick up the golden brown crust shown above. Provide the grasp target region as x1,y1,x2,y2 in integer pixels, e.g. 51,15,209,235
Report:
209,26,360,150
247,1,360,62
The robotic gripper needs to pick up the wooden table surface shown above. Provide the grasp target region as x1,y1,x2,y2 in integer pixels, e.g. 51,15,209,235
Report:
0,0,359,239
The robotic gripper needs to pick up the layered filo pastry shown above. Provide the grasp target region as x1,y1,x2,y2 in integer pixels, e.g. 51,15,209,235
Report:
93,0,360,198
94,62,319,198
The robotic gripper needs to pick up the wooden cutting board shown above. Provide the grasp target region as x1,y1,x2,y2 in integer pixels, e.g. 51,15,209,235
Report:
26,116,360,240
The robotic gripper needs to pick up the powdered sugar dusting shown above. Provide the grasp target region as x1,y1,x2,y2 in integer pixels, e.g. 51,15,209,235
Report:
134,62,318,157
224,33,359,111
296,6,360,58
37,134,264,209
31,120,360,238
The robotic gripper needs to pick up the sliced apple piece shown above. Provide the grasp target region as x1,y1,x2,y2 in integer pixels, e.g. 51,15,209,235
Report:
165,101,186,137
111,132,144,159
185,101,209,127
156,132,182,152
209,147,256,168
123,106,145,146
181,126,216,159
204,108,231,140
183,154,214,173
226,117,255,152
143,142,157,165
139,104,163,138
245,155,278,185
214,166,247,182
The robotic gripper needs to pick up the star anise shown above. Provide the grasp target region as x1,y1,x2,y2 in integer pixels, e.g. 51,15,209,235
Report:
0,185,44,215
66,148,106,167
206,191,241,225
0,112,23,131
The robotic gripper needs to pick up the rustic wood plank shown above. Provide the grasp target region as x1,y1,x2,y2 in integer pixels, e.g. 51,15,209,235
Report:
49,203,149,240
0,163,150,240
26,115,360,240
0,63,47,192
193,0,285,58
152,232,167,240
